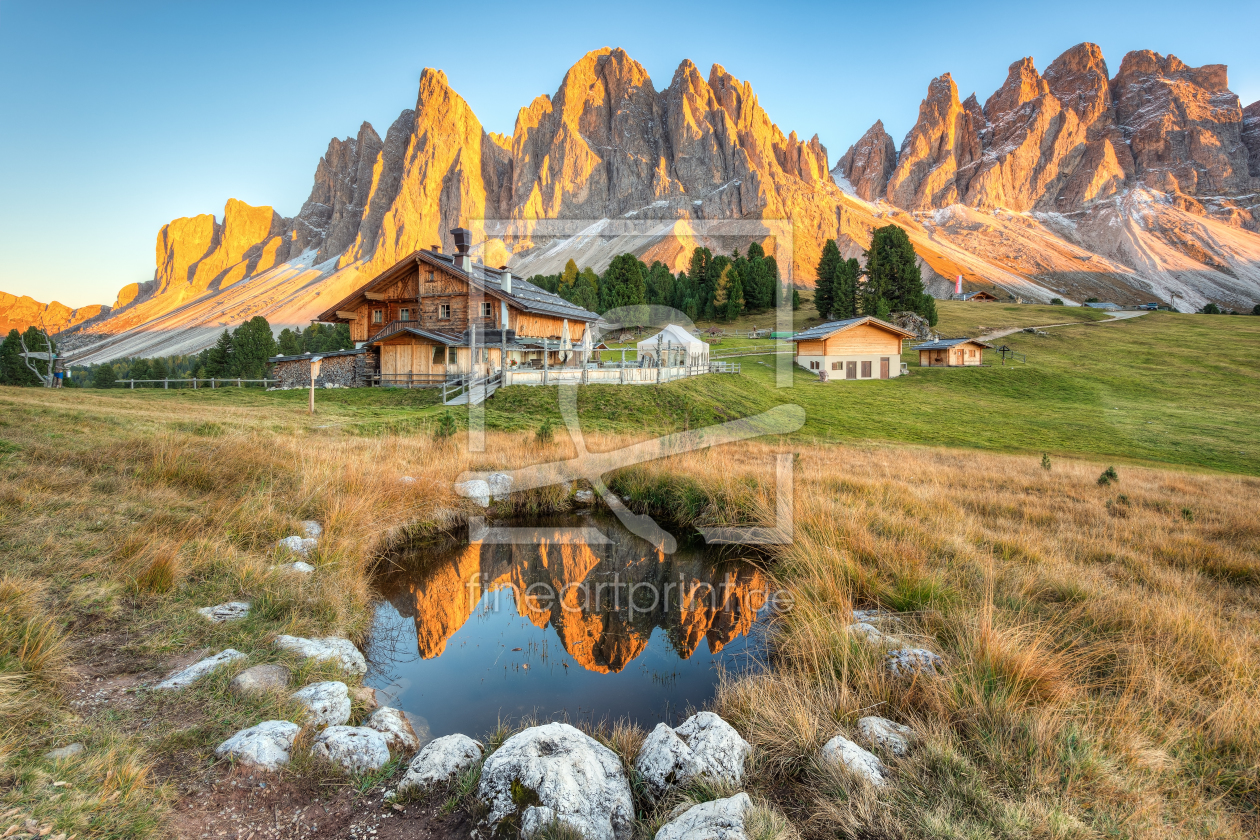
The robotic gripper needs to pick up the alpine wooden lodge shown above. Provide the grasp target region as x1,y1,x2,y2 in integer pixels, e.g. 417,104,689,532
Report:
268,228,716,393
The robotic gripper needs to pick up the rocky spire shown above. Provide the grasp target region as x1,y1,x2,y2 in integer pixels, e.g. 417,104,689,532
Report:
885,73,983,209
832,120,897,201
1243,100,1260,178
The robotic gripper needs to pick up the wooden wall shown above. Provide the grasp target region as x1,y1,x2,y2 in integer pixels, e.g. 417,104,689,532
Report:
823,324,902,356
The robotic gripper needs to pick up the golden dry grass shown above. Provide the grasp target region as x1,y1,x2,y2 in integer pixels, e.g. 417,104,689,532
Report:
1,385,1257,837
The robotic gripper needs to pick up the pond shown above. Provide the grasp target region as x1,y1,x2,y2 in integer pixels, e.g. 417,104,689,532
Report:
365,512,774,744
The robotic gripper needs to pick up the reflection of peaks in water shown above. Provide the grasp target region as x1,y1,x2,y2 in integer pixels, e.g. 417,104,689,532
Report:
382,516,768,674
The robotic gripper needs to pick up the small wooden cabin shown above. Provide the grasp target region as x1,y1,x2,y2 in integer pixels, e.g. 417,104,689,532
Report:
313,228,599,385
959,290,999,302
915,337,991,367
790,317,915,380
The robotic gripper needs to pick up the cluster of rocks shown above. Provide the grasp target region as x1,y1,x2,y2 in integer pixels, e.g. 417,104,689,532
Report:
211,635,415,774
271,520,323,573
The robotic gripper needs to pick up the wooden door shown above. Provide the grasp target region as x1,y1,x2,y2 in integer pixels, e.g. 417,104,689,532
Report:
880,357,889,379
846,361,857,379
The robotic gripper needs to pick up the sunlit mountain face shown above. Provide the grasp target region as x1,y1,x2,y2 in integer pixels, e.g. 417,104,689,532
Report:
366,513,772,740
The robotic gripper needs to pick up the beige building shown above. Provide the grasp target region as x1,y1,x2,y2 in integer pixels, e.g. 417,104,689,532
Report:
915,337,991,367
791,317,915,380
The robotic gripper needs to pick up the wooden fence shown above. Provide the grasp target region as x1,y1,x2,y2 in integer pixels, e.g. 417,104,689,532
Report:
121,378,276,389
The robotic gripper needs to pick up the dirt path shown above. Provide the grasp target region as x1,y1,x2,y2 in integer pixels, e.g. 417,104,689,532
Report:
978,309,1148,341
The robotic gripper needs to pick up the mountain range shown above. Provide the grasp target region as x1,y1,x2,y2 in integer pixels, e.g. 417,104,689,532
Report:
6,43,1258,363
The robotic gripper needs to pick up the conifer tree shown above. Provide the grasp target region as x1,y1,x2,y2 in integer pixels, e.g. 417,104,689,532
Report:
834,258,860,319
277,328,303,356
231,317,277,380
560,259,579,291
864,225,935,323
204,330,234,377
814,239,841,319
599,254,647,314
91,363,116,388
0,329,26,385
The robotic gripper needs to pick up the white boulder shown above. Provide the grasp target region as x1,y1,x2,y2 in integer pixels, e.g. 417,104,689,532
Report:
655,792,752,840
573,489,595,504
272,560,315,574
885,648,943,677
486,472,513,500
300,520,323,539
312,725,391,774
635,712,751,800
277,535,317,556
44,743,85,761
274,635,367,676
365,706,421,753
399,475,417,484
454,479,490,508
292,681,351,727
396,734,484,796
477,722,633,840
856,716,914,756
215,720,300,771
198,601,251,623
821,734,887,786
848,622,898,645
155,649,245,690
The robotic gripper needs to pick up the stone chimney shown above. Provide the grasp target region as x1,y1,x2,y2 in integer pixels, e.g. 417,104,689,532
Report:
499,265,512,294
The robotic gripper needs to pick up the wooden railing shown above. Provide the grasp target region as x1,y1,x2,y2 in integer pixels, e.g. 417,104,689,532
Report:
121,378,276,389
370,373,455,389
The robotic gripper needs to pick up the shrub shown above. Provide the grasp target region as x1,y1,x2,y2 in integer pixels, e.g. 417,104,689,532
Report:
1097,466,1118,486
1050,298,1064,306
1041,453,1051,470
433,410,457,441
536,417,555,444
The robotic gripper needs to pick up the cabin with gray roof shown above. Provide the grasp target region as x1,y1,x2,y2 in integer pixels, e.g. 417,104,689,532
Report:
790,317,916,380
915,337,992,367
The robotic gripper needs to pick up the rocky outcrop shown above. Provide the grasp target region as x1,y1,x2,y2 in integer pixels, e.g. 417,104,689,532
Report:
477,722,634,840
197,601,250,623
855,716,914,756
821,734,887,786
635,712,751,800
273,636,367,675
312,726,391,773
1111,51,1251,197
1243,101,1260,178
832,120,897,201
292,681,351,727
364,706,421,753
215,721,300,771
0,292,110,335
396,734,483,796
886,74,984,210
655,793,753,840
155,649,245,690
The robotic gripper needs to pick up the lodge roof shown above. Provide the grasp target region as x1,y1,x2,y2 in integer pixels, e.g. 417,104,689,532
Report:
914,337,993,350
790,316,917,342
315,249,600,325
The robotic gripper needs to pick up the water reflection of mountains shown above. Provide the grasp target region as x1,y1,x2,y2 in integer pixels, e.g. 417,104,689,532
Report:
383,525,769,674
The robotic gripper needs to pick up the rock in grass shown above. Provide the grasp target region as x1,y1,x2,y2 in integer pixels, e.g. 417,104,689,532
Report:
396,734,483,796
277,535,318,556
272,561,315,574
300,520,323,539
847,622,899,645
365,706,420,753
655,792,752,840
635,712,752,800
885,648,943,677
454,479,490,508
230,664,290,696
486,472,513,500
155,649,246,690
292,681,351,727
274,635,367,676
198,601,251,623
821,734,887,786
573,489,595,504
44,743,85,761
478,722,633,840
351,685,379,710
856,716,914,756
215,721,301,771
312,726,391,774
399,476,416,484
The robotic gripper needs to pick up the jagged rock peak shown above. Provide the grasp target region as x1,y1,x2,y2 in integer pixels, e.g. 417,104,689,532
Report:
1044,43,1112,125
983,57,1050,121
885,72,983,210
833,120,897,202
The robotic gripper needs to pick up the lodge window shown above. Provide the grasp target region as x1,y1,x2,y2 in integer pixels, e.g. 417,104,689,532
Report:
448,347,458,363
372,309,383,324
439,304,451,320
861,361,872,378
969,348,976,358
399,308,410,322
432,346,445,364
809,361,819,370
480,302,493,319
831,361,841,370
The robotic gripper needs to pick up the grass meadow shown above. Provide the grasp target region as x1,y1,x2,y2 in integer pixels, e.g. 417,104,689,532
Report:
0,305,1257,837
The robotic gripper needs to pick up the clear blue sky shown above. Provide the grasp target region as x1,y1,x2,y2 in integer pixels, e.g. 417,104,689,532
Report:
2,0,1258,308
